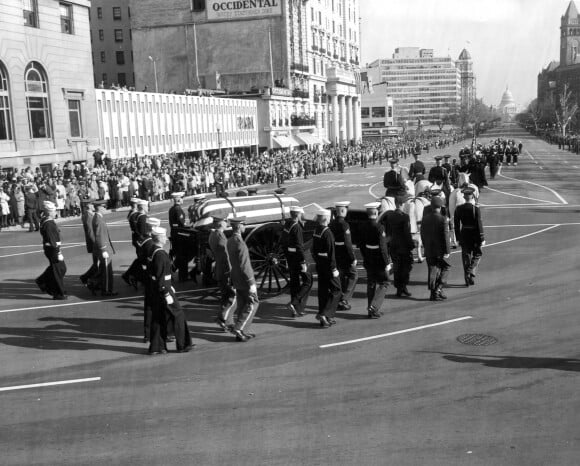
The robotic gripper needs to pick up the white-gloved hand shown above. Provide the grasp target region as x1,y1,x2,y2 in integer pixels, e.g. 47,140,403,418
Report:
249,284,257,294
332,269,339,278
352,259,357,267
165,294,174,305
57,253,64,262
102,251,109,260
481,240,486,247
443,254,450,259
301,263,308,273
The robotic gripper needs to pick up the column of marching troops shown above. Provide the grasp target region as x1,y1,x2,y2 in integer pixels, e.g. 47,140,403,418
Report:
34,151,486,353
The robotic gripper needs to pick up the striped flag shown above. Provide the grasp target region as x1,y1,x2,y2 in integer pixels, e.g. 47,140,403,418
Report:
354,70,362,95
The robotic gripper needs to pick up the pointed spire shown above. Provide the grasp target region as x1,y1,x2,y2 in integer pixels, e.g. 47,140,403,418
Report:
564,1,579,20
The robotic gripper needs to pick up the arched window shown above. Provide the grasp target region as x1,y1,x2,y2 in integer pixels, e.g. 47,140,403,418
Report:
0,62,13,141
25,61,52,138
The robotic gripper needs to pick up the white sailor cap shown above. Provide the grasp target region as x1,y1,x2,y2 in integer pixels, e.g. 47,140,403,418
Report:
130,197,141,204
43,200,57,211
151,226,167,237
146,217,161,227
290,205,304,213
192,194,206,201
316,209,331,217
136,199,148,206
334,201,351,208
171,192,185,199
364,202,381,210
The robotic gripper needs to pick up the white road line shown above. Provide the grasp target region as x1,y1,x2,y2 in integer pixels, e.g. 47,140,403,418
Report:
369,181,382,198
0,244,84,259
0,377,101,393
498,172,567,204
524,149,535,161
485,222,580,228
0,287,217,314
484,186,558,205
482,225,560,248
319,316,473,349
482,203,580,209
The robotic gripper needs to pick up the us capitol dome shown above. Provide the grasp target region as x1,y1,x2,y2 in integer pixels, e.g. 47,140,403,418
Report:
499,86,518,119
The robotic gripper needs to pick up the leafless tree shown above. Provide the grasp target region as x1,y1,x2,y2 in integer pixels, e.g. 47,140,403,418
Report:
555,83,578,137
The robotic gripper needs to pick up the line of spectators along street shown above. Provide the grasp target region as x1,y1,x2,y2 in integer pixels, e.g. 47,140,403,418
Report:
0,131,467,231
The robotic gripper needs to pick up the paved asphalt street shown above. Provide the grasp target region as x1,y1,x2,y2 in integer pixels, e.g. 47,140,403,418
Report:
0,125,579,465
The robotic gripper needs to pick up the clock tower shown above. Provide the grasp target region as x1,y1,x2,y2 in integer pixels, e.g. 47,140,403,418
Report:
561,1,580,66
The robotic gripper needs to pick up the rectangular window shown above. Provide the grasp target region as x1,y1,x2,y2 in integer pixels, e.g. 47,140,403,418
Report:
116,51,125,65
99,29,104,40
60,3,73,34
112,6,122,20
114,29,123,42
388,107,393,118
97,7,102,19
102,73,108,85
361,108,369,118
118,73,126,85
68,100,82,137
372,107,386,118
191,0,205,11
100,51,106,62
23,0,39,27
27,97,51,138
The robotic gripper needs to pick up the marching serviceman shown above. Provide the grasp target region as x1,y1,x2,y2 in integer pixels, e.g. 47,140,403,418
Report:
168,192,189,282
122,198,146,288
35,201,67,300
227,217,260,342
139,217,162,343
147,226,194,355
420,197,451,301
383,157,407,198
360,202,391,319
384,196,414,298
428,156,449,186
91,199,117,296
453,187,485,286
282,205,312,318
312,209,341,328
408,152,426,182
208,215,237,330
329,201,357,311
79,199,98,286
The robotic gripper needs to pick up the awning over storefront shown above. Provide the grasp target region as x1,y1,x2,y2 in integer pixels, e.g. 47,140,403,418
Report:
287,134,304,148
294,132,323,146
272,135,294,148
320,136,331,145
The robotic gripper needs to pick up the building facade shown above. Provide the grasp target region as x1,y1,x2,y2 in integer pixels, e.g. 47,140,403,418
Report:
95,90,258,158
129,0,362,148
360,83,395,139
89,0,135,88
365,48,461,128
498,87,518,120
457,48,476,111
0,0,99,169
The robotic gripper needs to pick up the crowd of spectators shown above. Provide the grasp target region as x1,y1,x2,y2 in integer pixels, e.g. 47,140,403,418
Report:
0,131,466,232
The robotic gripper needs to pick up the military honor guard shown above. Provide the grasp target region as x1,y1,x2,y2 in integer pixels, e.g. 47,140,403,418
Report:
428,156,449,187
208,215,237,330
329,201,357,311
408,153,426,182
453,187,485,286
360,202,391,318
420,197,451,301
384,196,414,298
91,199,117,296
79,198,98,285
282,205,312,318
147,226,194,355
312,209,341,328
226,217,260,342
122,198,147,288
383,157,407,198
140,217,162,343
168,192,189,282
35,201,67,300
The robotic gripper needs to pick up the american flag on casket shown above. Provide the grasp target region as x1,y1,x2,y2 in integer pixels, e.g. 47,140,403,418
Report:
194,194,301,227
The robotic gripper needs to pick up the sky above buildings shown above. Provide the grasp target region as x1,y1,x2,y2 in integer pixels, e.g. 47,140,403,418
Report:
360,0,570,109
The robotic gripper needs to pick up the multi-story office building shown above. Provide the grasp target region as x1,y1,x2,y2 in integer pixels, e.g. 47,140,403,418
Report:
0,0,99,168
366,47,462,128
89,0,135,88
360,82,395,139
130,0,362,149
457,48,476,111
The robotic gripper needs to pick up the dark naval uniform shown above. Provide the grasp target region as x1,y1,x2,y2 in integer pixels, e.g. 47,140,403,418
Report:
79,208,98,285
169,204,188,281
329,215,357,307
383,169,407,197
139,235,157,341
420,208,451,300
91,211,115,294
361,217,391,317
312,224,341,322
282,218,312,316
408,160,426,181
384,207,414,295
208,228,237,327
454,201,484,286
36,216,67,298
148,246,193,354
122,209,144,285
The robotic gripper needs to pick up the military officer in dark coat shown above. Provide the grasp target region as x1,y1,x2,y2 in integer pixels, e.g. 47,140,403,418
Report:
91,200,117,296
122,198,147,288
209,215,237,329
383,158,407,198
79,199,98,285
25,185,39,232
147,226,194,355
227,217,260,342
453,188,485,286
282,206,312,318
168,192,189,282
384,196,414,298
420,197,451,301
428,156,449,185
312,209,341,328
408,153,426,182
361,202,391,318
329,201,357,311
35,201,67,300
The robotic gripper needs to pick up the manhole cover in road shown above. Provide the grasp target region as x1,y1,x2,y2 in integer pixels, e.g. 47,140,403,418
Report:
457,334,498,346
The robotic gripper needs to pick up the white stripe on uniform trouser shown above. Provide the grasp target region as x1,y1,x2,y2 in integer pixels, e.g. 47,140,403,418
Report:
223,296,236,322
335,242,345,246
240,296,258,331
366,245,379,250
318,253,328,257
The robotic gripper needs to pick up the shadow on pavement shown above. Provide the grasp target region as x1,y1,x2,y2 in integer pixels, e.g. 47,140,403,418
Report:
441,353,580,372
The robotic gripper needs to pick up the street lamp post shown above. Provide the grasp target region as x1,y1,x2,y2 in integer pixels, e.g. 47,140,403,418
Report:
216,123,223,166
148,56,158,93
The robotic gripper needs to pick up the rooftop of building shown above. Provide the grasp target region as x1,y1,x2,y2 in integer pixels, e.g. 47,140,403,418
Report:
499,87,516,107
563,1,579,20
458,48,471,60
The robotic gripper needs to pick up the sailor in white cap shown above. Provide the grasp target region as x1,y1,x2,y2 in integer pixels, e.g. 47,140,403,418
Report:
147,226,194,355
329,201,357,311
283,205,312,318
122,198,149,289
139,217,163,343
312,208,341,328
91,199,117,296
169,192,188,282
35,200,68,300
360,202,391,318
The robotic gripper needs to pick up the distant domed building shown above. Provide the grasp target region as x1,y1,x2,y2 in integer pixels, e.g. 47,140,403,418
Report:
499,86,518,120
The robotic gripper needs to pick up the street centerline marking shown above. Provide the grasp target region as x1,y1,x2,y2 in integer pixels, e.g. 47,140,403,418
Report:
0,377,101,392
319,316,473,349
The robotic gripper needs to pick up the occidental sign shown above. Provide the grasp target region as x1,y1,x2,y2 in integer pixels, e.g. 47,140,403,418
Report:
207,0,282,21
